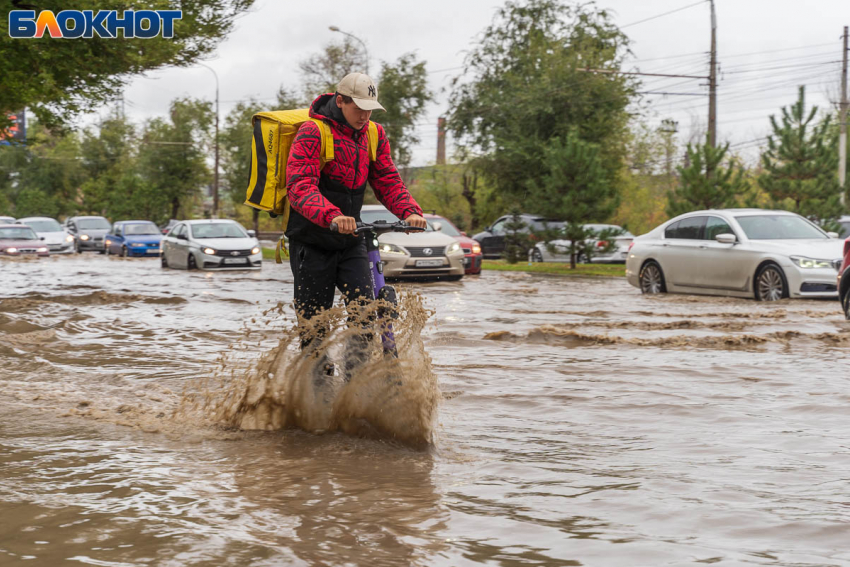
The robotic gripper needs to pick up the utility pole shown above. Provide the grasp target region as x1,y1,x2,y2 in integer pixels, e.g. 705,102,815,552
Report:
660,119,679,183
840,25,848,207
198,63,220,218
708,0,718,150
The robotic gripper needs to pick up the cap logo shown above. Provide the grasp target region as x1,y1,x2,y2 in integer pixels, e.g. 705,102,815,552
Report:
367,85,376,98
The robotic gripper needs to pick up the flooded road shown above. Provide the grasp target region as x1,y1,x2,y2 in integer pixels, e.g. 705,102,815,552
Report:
2,254,850,566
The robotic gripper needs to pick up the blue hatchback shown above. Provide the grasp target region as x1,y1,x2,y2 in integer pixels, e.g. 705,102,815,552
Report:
105,221,163,257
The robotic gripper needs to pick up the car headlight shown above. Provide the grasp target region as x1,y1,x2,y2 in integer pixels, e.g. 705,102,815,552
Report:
65,234,74,242
446,242,461,254
379,243,407,255
472,244,481,254
80,234,90,241
203,247,216,255
37,247,48,253
251,246,261,255
6,247,17,254
790,256,834,269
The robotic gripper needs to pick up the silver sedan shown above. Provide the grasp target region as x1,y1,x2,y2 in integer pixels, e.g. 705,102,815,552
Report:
161,220,262,271
626,209,845,301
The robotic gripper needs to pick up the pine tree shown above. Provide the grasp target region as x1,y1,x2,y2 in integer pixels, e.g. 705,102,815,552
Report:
527,130,619,268
666,136,747,217
759,86,842,228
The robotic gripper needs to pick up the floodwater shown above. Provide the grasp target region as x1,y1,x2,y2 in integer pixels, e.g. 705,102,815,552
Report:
2,254,850,566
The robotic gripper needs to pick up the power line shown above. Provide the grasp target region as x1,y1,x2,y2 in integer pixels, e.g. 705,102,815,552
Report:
620,0,707,29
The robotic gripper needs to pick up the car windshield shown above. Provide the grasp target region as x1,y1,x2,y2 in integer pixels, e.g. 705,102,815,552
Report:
430,217,461,236
124,223,160,235
0,227,38,240
78,218,111,230
22,219,62,232
191,223,248,239
360,210,433,231
735,215,827,240
584,224,632,237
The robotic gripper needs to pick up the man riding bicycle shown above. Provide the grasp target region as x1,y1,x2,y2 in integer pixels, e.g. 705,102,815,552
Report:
285,72,427,377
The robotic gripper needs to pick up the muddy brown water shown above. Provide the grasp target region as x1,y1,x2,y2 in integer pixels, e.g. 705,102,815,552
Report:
2,255,850,566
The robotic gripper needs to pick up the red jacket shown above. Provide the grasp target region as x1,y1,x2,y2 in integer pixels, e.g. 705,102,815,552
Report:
286,93,422,228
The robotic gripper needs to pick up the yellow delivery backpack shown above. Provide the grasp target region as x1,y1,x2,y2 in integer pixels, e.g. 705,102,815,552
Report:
244,109,379,262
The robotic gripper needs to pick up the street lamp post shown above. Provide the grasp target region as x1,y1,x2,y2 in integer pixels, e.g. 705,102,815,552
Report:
197,63,220,218
328,26,369,75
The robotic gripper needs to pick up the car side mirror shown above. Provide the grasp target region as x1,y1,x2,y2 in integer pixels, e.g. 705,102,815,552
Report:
715,233,737,244
247,229,256,237
40,236,45,241
827,231,839,239
431,221,442,232
461,231,468,237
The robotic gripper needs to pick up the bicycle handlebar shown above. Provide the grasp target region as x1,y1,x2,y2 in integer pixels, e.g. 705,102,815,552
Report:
329,220,426,236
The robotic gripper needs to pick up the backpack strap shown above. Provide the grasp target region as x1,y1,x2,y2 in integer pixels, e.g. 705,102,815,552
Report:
276,118,336,263
366,121,378,162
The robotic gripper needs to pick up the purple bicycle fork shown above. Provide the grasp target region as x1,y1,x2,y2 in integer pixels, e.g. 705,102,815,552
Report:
364,232,399,357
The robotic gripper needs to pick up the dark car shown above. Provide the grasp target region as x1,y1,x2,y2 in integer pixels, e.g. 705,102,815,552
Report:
473,214,563,259
839,237,850,319
0,224,49,257
105,221,163,257
65,216,111,253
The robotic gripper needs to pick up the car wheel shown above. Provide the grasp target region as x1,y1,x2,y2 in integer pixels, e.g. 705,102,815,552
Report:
531,248,544,262
187,253,197,270
121,246,128,258
161,254,168,269
639,261,666,294
842,289,850,320
755,264,787,302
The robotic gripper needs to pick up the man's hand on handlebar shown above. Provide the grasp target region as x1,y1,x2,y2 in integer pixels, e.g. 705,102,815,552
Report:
404,214,427,233
330,215,357,235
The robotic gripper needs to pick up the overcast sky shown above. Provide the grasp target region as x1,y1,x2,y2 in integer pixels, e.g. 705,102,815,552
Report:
93,0,848,168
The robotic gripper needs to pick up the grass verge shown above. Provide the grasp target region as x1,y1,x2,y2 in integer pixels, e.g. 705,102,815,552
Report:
483,259,625,277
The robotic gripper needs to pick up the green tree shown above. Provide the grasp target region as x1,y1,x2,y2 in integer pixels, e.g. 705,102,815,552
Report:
666,136,747,217
528,131,619,268
0,0,254,127
447,0,634,211
79,113,138,216
373,53,433,168
759,86,843,227
138,98,213,221
299,37,368,98
0,118,82,218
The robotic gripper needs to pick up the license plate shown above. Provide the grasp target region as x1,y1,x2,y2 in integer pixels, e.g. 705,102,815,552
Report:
415,259,444,267
462,257,471,266
146,249,160,254
223,258,247,265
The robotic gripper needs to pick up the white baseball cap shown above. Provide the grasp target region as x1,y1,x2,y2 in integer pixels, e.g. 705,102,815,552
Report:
337,72,385,111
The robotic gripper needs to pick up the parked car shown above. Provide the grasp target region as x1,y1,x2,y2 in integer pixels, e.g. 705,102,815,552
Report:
16,216,75,254
838,237,850,319
65,216,111,253
423,213,482,275
626,209,845,301
159,219,179,235
161,219,261,270
0,216,15,224
838,215,850,239
105,221,163,257
361,205,464,280
473,214,563,259
529,224,634,263
0,224,49,257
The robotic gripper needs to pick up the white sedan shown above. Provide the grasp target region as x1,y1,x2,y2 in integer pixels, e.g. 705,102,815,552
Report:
530,224,634,264
161,219,262,271
626,209,845,301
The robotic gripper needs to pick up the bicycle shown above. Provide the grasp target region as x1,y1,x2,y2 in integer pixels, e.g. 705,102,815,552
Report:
330,219,425,358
